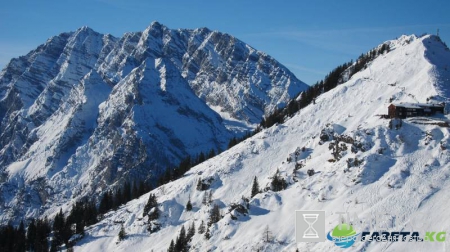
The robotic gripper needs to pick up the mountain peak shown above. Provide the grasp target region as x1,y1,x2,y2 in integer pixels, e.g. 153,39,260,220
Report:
71,25,101,41
146,21,166,32
150,20,162,27
76,25,95,33
0,23,307,225
141,21,167,42
397,34,418,41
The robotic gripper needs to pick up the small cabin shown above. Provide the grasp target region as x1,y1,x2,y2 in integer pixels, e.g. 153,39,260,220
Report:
388,103,445,119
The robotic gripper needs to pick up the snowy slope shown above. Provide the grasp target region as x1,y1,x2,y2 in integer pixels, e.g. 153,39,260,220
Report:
0,22,307,224
74,34,450,252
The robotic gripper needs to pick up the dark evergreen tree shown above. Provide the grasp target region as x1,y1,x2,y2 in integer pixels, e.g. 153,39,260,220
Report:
271,169,287,192
204,227,211,240
262,225,273,243
75,220,85,236
115,188,123,208
144,193,159,220
138,181,147,196
53,209,66,248
148,207,160,221
26,219,36,251
208,204,221,226
34,217,51,252
197,152,206,164
178,156,192,174
197,179,210,191
0,224,15,252
64,199,97,238
186,222,195,241
142,193,160,233
167,239,175,252
132,182,139,199
175,226,187,252
170,166,180,183
286,99,297,116
297,91,308,110
16,220,26,252
123,181,132,203
99,190,113,215
251,176,260,198
118,224,126,241
186,196,193,211
207,149,216,159
201,191,208,205
329,139,343,161
207,190,213,205
198,220,205,234
160,168,173,185
0,222,29,252
227,137,238,149
83,200,98,228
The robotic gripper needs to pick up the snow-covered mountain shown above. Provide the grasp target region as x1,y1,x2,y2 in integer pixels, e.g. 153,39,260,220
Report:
0,22,307,224
73,34,450,251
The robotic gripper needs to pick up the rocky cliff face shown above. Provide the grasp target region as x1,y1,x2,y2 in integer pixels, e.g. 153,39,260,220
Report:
0,22,307,223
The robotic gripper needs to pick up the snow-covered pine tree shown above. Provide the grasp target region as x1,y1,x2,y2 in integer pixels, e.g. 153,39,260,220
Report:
208,204,221,226
202,192,208,205
204,227,211,240
167,240,175,252
198,220,205,234
262,225,273,243
175,226,187,251
251,176,260,198
271,169,287,191
186,196,193,211
118,224,126,241
187,222,195,241
208,190,213,204
143,194,158,218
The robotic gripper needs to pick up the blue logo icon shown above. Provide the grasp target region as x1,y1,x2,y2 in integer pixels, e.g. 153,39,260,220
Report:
326,223,359,248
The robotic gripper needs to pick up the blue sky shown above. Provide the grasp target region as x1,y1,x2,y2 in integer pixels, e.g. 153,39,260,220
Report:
1,0,449,84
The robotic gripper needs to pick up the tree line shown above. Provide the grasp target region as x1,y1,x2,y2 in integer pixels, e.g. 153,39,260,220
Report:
260,43,390,129
157,148,219,186
0,199,98,252
0,146,219,251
